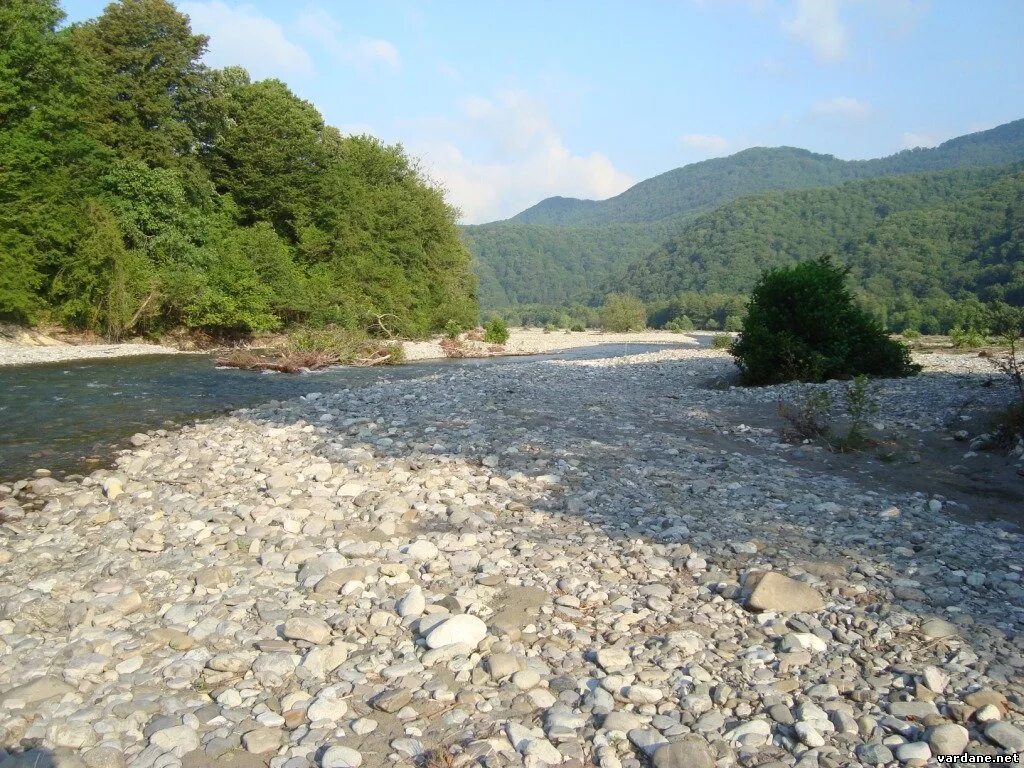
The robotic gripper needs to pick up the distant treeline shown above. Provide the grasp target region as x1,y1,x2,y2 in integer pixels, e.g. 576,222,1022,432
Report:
1,0,477,338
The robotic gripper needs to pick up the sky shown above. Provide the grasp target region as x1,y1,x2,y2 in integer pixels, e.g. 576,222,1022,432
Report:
60,0,1024,224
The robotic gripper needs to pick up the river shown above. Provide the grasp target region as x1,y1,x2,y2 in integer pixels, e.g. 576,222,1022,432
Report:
0,343,687,483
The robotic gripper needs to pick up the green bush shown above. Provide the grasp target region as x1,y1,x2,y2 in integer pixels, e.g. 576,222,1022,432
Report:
730,257,920,385
569,323,585,332
949,326,986,349
483,317,509,344
665,316,695,332
600,293,647,332
443,319,463,340
712,333,733,349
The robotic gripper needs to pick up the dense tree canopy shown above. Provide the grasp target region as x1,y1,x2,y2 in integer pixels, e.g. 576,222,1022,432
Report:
467,120,1024,319
618,165,1024,333
0,0,476,337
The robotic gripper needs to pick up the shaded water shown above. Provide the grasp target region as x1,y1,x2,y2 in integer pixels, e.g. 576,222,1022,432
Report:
0,342,692,482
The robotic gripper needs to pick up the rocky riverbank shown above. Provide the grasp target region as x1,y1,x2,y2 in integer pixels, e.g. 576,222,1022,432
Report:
400,329,702,362
1,347,1022,768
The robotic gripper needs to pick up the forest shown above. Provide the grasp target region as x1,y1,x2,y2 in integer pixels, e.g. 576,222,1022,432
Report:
468,120,1024,319
0,0,477,339
618,165,1024,333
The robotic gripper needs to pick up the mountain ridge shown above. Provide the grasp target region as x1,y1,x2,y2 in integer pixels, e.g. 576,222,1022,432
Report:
465,118,1024,312
501,119,1024,228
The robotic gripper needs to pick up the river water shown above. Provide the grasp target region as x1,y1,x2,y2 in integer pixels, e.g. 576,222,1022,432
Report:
0,343,689,482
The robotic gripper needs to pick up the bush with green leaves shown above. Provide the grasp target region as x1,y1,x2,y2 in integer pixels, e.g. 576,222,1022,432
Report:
600,293,647,332
442,319,463,340
949,326,986,349
569,323,585,332
483,318,509,344
665,316,695,332
730,257,920,385
712,334,733,349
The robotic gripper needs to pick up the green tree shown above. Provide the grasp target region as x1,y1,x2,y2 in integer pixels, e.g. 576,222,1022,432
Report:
600,293,647,332
70,0,209,169
731,257,920,385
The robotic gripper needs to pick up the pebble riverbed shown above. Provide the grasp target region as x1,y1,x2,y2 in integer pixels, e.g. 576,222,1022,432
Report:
0,348,1022,768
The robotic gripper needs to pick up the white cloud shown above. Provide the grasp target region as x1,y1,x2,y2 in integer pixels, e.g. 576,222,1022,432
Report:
783,0,847,62
680,134,730,156
179,1,313,79
411,91,633,224
812,96,871,120
295,7,400,70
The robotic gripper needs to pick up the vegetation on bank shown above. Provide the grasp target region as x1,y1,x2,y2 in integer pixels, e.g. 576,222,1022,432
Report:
0,0,477,340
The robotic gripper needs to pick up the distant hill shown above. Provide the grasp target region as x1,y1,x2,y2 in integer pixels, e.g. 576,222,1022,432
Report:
466,118,1024,310
615,164,1024,331
509,119,1024,227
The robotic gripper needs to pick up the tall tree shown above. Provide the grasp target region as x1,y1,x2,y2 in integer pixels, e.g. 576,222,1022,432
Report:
70,0,209,169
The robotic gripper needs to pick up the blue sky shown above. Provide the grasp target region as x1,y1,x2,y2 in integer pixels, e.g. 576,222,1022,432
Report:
60,0,1024,223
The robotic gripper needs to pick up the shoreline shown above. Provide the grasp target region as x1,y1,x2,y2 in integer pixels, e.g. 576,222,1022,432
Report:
0,341,185,367
0,328,702,368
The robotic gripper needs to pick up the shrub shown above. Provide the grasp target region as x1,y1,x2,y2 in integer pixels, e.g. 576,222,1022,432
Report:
712,334,733,349
834,374,879,451
442,319,463,340
724,315,743,332
569,323,585,333
543,324,556,334
665,316,695,333
901,329,921,341
730,257,920,385
483,318,509,344
949,326,986,349
779,390,833,441
600,293,647,332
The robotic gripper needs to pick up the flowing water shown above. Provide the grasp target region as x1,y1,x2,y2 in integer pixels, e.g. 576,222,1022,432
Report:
0,342,692,482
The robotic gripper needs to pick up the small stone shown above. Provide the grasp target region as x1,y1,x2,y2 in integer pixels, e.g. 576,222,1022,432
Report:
241,728,282,754
396,586,426,618
283,616,332,644
857,743,894,765
627,729,668,758
651,735,716,768
927,723,969,756
150,726,199,755
424,614,487,649
0,676,74,707
371,688,412,713
975,704,1002,723
626,685,663,704
321,746,361,768
985,721,1024,752
896,742,931,763
596,647,631,672
920,618,957,639
308,694,348,722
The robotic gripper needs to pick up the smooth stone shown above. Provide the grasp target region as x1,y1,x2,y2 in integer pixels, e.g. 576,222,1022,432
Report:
746,572,824,613
651,736,716,768
424,614,487,649
320,746,362,768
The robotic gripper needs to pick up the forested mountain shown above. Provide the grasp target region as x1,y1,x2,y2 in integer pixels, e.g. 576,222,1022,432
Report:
510,120,1024,227
618,164,1024,333
464,221,673,308
468,120,1024,311
0,0,476,338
